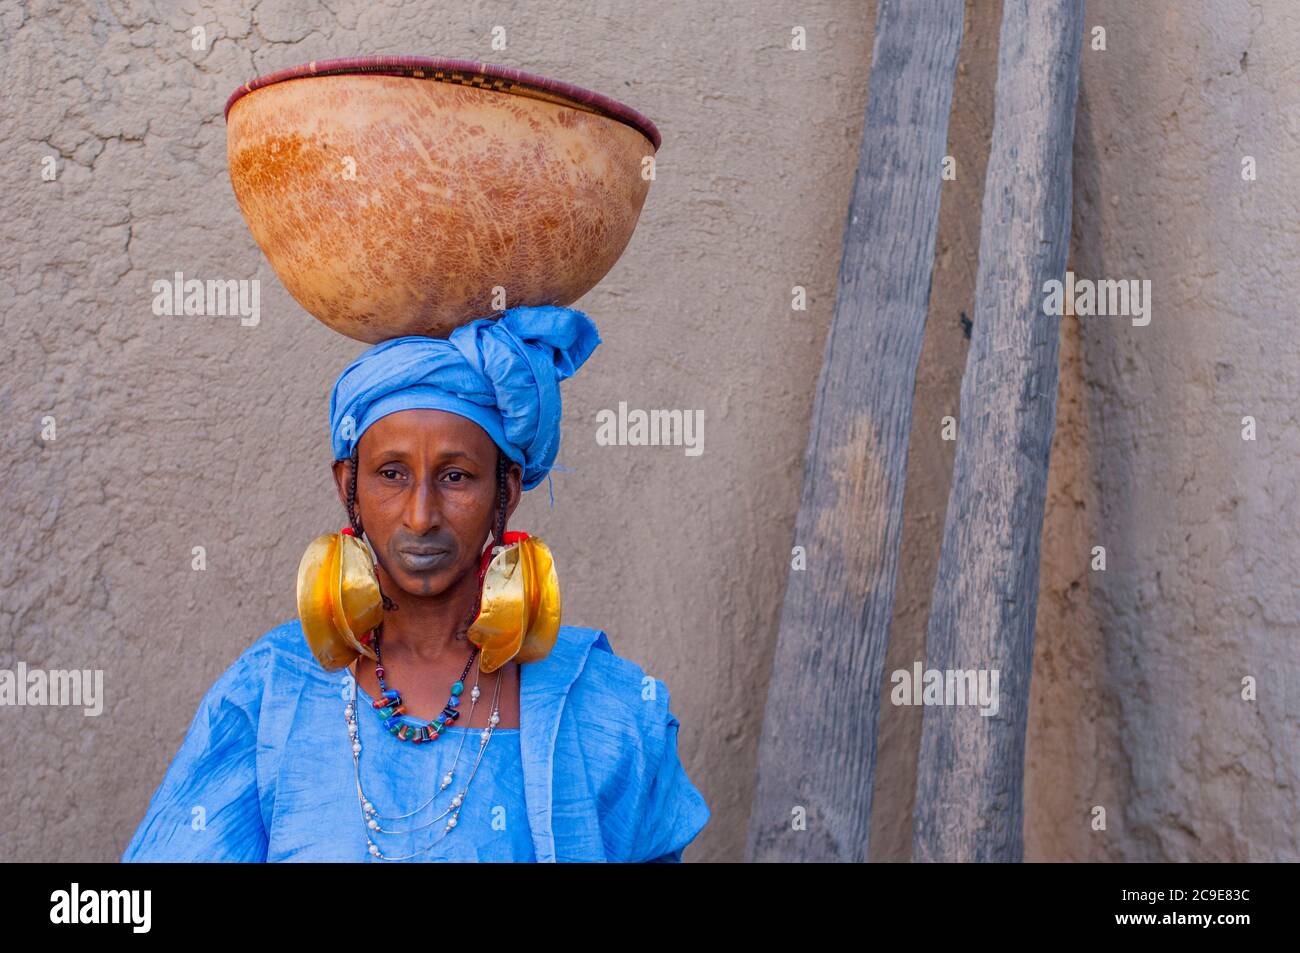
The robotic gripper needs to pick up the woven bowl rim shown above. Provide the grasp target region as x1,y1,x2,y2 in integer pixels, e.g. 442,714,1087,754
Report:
224,54,661,150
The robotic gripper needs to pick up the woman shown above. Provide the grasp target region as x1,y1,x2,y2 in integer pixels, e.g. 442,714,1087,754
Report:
121,306,709,862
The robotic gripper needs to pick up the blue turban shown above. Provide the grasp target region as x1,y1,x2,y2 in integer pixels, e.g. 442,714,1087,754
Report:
329,305,600,495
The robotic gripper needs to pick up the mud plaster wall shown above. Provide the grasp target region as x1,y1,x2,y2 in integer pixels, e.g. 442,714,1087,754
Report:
0,0,1294,862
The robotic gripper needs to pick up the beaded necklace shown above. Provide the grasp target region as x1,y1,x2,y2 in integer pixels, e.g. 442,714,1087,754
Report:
368,630,479,742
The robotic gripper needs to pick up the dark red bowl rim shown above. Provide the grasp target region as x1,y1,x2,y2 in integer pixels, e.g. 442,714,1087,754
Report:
224,55,661,150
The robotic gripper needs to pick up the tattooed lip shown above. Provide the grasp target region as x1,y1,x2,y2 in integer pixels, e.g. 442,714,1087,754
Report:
398,548,450,570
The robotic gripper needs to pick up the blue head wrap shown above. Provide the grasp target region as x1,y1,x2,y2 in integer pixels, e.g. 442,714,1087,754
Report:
329,305,601,496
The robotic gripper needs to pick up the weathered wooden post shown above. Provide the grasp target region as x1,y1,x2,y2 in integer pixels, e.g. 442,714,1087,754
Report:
911,0,1085,862
747,0,965,862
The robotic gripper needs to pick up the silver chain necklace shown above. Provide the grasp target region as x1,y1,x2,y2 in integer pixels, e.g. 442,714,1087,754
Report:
346,656,505,861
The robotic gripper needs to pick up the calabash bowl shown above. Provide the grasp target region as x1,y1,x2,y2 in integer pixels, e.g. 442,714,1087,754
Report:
225,56,660,342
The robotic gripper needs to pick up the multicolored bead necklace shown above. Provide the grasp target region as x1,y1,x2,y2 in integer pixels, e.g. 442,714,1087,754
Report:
368,630,478,742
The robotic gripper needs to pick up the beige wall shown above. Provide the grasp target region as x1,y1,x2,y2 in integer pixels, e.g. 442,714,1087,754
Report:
1,0,1295,862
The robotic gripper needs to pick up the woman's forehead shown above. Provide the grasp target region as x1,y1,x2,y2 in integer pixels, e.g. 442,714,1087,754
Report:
361,409,495,457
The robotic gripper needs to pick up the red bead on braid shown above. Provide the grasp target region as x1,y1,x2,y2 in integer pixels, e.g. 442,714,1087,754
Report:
478,530,530,576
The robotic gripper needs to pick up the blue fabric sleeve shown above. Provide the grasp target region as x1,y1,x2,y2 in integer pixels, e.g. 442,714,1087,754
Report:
633,707,711,863
121,652,268,862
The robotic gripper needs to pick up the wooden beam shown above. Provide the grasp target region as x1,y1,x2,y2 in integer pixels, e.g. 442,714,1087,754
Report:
911,0,1085,862
747,0,965,862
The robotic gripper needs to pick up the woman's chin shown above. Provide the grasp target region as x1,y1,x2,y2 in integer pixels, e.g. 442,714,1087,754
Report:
390,565,471,599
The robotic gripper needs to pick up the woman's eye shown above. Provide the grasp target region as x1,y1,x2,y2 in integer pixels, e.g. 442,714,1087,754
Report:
379,468,402,480
445,470,468,483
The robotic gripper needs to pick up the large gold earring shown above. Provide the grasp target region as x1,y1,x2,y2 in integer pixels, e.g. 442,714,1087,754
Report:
296,528,383,671
468,532,561,673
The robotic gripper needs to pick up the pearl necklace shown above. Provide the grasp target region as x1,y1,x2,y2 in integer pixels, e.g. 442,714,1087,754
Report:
346,651,505,861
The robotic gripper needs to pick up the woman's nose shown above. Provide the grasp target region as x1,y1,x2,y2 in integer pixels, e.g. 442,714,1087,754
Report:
404,476,441,534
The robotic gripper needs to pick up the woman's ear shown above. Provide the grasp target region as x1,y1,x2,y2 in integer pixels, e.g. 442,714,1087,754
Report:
506,463,523,522
332,457,352,511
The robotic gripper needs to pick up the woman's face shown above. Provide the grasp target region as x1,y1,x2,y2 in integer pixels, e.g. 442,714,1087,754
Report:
333,409,521,599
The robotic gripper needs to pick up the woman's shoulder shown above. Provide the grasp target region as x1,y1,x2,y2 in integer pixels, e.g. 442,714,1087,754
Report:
245,617,318,664
566,626,670,696
192,619,331,715
121,621,312,863
228,618,329,677
551,625,682,752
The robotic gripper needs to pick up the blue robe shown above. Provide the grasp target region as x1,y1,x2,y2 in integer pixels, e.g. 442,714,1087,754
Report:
121,620,710,862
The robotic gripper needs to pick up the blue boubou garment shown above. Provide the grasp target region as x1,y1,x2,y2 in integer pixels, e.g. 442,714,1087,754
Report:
121,621,710,862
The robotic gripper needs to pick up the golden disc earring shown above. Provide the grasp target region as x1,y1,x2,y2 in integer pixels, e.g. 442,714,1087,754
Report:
468,531,561,673
296,527,383,672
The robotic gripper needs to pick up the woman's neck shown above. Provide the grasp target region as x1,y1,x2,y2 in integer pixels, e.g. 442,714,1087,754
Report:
370,564,482,665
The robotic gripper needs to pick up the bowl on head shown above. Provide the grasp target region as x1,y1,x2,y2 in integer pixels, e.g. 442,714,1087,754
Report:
225,56,660,343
